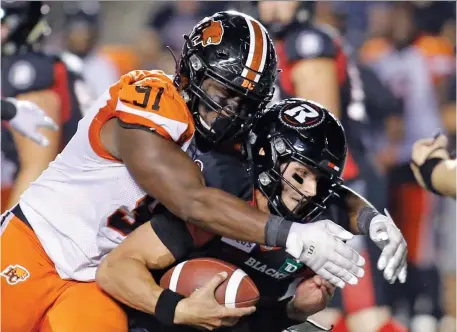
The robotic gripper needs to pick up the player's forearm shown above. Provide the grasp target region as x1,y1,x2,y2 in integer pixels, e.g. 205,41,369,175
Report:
96,257,164,315
432,159,457,198
185,187,271,244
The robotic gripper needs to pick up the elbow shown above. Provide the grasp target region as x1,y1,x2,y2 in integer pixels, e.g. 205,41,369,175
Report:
95,257,112,292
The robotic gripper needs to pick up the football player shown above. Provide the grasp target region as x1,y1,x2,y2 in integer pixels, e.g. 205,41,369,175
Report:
0,12,366,332
256,3,408,331
97,99,407,332
1,97,58,145
1,1,91,211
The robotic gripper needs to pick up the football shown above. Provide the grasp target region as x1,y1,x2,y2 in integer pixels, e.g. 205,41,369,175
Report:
160,257,259,308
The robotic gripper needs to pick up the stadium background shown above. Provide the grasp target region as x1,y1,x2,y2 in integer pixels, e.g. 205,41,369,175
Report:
2,1,456,331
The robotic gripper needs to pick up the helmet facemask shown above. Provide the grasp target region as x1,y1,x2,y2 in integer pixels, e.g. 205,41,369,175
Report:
181,52,272,145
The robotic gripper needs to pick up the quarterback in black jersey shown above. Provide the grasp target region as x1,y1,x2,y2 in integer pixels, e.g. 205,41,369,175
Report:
256,3,409,332
96,99,407,332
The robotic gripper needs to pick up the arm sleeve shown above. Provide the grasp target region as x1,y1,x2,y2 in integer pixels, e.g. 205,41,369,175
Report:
149,208,195,261
284,27,337,63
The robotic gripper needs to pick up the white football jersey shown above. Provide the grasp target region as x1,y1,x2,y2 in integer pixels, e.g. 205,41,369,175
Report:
18,70,194,281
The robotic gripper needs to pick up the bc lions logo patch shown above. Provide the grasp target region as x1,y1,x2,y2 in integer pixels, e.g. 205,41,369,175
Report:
192,19,224,47
1,265,30,285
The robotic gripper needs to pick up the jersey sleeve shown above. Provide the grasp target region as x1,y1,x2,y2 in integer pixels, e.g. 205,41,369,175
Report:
115,70,194,145
284,27,337,63
149,208,195,261
198,150,253,201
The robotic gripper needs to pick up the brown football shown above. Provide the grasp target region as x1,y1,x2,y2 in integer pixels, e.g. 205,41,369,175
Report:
160,257,259,308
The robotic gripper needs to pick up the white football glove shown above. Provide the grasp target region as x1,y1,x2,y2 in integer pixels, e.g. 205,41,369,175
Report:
8,98,58,146
285,220,365,289
369,209,407,284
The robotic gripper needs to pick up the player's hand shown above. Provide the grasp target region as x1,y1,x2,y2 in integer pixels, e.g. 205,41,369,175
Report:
285,220,365,289
174,272,256,330
8,98,58,146
288,275,336,320
369,209,407,284
410,135,449,188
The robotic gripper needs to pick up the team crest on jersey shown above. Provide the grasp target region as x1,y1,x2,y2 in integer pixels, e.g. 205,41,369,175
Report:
1,265,30,285
192,19,224,47
279,102,326,130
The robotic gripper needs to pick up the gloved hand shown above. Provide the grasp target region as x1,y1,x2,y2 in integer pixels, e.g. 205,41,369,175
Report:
369,209,407,284
285,220,365,289
7,98,58,146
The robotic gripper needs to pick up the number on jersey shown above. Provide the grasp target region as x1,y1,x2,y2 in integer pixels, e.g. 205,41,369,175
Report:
107,196,157,236
133,85,164,111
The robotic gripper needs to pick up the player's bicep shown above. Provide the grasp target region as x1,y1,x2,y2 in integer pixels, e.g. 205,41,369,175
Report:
107,222,176,270
115,122,205,220
291,59,341,119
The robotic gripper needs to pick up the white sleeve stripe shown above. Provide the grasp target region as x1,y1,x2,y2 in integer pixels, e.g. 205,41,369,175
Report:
116,99,188,142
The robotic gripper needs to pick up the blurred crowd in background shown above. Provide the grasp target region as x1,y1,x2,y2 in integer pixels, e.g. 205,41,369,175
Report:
2,1,456,332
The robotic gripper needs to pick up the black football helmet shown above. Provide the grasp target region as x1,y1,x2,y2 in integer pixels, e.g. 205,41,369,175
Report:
249,98,347,222
174,11,278,146
1,1,50,55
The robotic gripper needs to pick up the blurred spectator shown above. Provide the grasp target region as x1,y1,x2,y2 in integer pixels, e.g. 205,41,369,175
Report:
140,1,228,73
361,3,455,331
63,2,118,96
147,1,226,53
412,1,456,36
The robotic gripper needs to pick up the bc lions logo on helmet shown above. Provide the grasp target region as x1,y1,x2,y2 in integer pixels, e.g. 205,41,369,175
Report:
192,19,224,47
1,264,30,285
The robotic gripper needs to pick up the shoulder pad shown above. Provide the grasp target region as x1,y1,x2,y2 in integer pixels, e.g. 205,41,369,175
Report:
283,25,337,62
116,70,194,144
197,150,252,201
1,52,55,96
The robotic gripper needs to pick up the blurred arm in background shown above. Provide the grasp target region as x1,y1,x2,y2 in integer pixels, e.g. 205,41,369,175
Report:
411,134,456,198
1,98,58,145
7,89,61,209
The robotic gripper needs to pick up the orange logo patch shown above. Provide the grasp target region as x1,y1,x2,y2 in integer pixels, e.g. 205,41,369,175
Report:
1,265,30,285
193,19,224,47
241,79,256,91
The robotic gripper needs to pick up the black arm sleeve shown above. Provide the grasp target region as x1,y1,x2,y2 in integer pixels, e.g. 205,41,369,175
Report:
149,208,194,261
1,99,17,121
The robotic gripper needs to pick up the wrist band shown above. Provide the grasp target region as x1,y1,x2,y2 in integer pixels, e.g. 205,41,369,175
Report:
265,214,293,247
356,206,380,235
419,157,444,196
155,289,185,326
1,99,17,121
